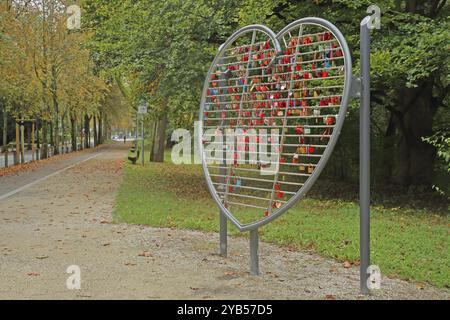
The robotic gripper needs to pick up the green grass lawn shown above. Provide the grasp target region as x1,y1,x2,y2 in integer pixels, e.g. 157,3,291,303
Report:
114,150,449,288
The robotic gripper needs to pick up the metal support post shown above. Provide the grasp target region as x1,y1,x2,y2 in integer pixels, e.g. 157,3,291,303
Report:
359,16,371,295
250,229,259,275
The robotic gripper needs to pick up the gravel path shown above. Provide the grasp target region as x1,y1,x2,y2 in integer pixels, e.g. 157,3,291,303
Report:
0,144,448,300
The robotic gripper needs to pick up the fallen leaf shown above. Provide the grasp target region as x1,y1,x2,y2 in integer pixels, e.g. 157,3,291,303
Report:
343,261,352,268
325,294,336,300
138,251,151,257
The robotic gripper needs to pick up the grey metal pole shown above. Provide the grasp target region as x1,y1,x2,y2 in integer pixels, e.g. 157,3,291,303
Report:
219,210,227,256
250,229,259,275
141,115,144,166
360,16,371,295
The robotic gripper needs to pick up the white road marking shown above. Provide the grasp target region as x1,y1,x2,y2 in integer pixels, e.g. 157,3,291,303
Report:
0,152,104,201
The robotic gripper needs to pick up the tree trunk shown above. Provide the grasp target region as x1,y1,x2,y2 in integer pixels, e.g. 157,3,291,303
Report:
36,119,40,149
84,114,90,149
93,115,98,147
61,114,66,153
49,121,54,155
70,115,77,152
390,81,437,186
27,125,32,150
98,113,103,145
53,114,59,155
2,106,7,152
150,112,167,163
42,122,48,159
149,120,157,161
79,118,83,150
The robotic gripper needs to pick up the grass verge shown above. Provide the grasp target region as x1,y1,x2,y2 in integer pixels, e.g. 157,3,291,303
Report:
114,150,449,288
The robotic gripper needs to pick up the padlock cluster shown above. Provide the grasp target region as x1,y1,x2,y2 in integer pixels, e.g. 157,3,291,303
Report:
202,24,346,221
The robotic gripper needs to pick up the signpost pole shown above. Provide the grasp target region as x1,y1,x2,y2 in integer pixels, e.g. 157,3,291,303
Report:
359,16,371,295
137,101,148,166
141,115,144,166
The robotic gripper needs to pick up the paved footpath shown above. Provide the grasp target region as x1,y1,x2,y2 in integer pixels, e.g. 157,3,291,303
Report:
0,144,448,299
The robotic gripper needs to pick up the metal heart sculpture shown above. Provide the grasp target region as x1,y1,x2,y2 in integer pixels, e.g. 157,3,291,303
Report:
199,18,352,232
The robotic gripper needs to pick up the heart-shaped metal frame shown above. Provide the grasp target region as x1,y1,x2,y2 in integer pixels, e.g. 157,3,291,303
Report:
199,17,353,232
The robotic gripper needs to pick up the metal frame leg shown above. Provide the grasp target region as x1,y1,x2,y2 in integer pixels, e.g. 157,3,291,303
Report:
250,229,259,275
219,211,227,257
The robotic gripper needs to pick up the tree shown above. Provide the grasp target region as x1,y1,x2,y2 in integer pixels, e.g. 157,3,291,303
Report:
236,0,449,188
1,0,115,159
83,0,241,161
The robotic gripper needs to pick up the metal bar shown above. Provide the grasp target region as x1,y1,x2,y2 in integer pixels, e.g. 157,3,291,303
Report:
216,51,343,68
226,201,267,210
207,92,343,101
204,152,322,163
208,74,345,88
250,229,259,275
207,142,328,148
211,169,311,178
209,173,305,186
204,107,340,114
205,95,342,105
210,163,315,171
205,133,332,139
218,191,288,203
222,30,336,53
207,80,344,92
206,87,344,99
360,16,371,295
203,124,335,129
210,56,344,80
223,38,339,57
212,182,297,195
